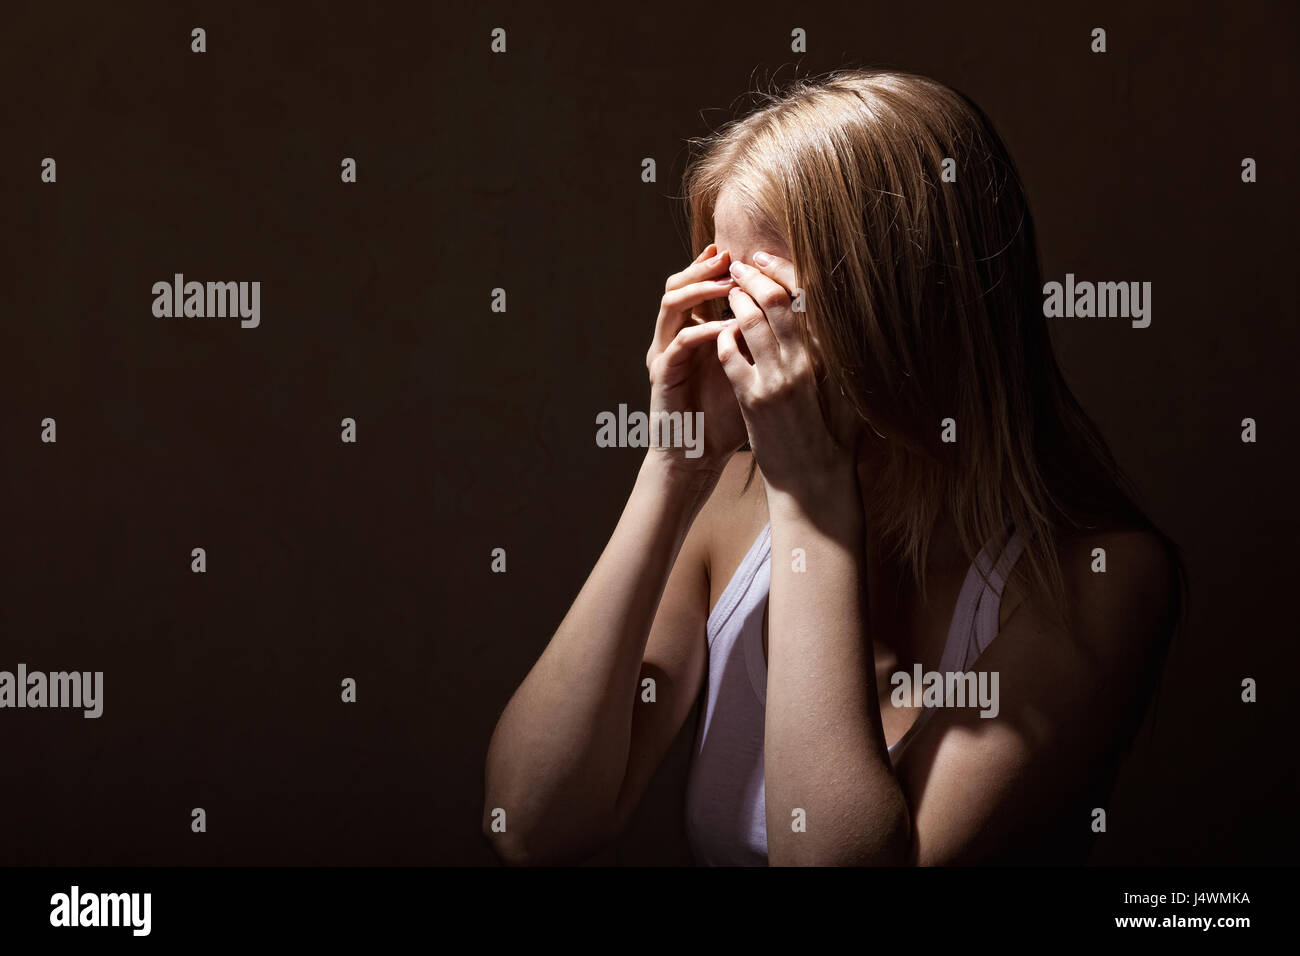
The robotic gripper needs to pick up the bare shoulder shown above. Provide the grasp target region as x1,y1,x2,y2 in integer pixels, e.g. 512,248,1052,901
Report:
1001,524,1179,677
898,524,1182,863
1062,526,1177,608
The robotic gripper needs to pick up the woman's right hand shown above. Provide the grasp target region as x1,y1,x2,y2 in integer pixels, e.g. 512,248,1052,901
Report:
644,243,748,473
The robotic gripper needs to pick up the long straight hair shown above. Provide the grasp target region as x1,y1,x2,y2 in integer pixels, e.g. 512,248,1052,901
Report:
682,69,1186,633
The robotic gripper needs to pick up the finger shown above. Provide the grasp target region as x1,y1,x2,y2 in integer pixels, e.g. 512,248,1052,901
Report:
751,250,800,299
750,251,804,349
715,320,755,390
726,285,781,370
658,320,731,372
650,275,737,357
731,257,800,350
664,246,734,294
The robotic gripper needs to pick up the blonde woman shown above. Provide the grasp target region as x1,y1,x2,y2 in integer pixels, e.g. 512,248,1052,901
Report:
483,69,1185,866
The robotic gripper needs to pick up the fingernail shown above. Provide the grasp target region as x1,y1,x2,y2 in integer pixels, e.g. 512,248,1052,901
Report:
753,251,773,267
715,276,735,285
729,261,746,278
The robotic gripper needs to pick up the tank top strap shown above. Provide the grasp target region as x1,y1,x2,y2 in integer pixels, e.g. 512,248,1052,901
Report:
706,523,772,647
971,529,1028,661
937,527,1027,675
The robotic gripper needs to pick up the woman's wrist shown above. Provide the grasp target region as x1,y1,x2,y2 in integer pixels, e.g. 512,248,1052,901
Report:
643,444,729,484
764,459,863,534
639,448,728,516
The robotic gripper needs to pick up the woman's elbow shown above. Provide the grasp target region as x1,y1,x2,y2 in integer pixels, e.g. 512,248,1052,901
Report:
480,798,619,867
769,792,913,866
483,819,543,867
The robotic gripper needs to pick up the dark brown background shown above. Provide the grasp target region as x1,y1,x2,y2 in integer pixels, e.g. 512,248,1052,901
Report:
1,0,1295,865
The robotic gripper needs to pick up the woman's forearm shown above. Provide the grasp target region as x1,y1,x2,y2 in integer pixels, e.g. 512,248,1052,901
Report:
483,451,720,863
762,467,911,865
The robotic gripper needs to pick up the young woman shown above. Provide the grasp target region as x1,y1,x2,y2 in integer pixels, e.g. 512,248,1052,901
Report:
482,69,1185,866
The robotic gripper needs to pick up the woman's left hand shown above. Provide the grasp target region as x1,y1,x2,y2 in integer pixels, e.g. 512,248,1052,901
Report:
716,253,863,503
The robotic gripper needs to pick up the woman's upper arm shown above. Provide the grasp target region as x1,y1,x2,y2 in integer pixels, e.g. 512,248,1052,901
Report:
609,487,714,832
892,530,1177,864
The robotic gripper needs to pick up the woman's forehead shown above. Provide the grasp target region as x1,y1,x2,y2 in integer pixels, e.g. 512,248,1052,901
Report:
713,186,790,262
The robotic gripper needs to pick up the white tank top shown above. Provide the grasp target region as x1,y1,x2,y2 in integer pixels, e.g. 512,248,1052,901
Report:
684,521,1027,866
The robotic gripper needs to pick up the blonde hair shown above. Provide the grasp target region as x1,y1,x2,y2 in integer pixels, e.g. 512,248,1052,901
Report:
683,69,1184,626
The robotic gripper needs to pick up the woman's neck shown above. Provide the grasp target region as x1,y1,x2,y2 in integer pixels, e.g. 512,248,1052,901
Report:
854,440,967,576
